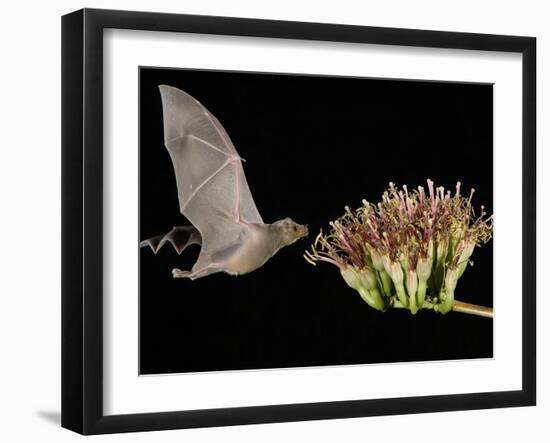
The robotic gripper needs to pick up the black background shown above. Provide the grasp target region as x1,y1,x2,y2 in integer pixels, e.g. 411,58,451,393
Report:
139,67,493,375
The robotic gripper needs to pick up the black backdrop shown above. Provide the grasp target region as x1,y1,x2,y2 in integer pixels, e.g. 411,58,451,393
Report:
139,67,493,375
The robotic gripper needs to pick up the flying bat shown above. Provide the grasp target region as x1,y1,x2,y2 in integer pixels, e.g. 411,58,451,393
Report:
140,85,308,279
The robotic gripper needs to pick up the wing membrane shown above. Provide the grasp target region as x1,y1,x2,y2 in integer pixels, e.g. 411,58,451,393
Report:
158,85,263,256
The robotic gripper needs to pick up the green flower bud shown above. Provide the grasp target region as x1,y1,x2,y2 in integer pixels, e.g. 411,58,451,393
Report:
357,267,378,290
367,246,385,272
459,241,476,263
358,287,387,311
399,255,409,274
406,269,418,297
382,256,408,307
341,266,388,311
406,269,419,314
438,265,459,314
382,256,404,286
444,266,459,294
426,239,434,263
340,266,361,291
457,240,476,277
436,238,448,262
357,287,373,306
416,257,432,282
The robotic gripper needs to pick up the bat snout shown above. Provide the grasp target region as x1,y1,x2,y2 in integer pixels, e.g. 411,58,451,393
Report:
296,223,309,239
274,218,309,245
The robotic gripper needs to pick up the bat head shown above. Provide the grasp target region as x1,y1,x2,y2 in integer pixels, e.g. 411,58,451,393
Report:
273,217,309,246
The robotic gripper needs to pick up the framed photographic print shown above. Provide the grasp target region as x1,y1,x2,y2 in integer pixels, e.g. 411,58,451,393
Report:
62,8,536,435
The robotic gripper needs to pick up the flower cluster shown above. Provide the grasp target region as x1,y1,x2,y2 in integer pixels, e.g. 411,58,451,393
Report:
304,180,493,314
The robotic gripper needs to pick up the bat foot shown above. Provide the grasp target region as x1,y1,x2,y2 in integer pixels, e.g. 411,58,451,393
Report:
172,268,192,279
172,265,224,280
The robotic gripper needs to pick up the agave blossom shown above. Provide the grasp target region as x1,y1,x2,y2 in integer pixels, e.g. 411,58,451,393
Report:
304,180,493,316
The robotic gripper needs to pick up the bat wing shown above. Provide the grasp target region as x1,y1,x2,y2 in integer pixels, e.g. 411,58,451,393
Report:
158,85,263,258
140,226,201,254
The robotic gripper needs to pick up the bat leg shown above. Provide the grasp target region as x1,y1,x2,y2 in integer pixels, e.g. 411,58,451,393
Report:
172,265,223,280
172,268,192,279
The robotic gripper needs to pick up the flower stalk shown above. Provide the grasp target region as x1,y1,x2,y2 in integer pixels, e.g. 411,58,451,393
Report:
304,180,493,317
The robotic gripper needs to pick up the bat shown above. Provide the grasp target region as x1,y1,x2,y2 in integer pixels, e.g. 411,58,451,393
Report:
141,85,308,279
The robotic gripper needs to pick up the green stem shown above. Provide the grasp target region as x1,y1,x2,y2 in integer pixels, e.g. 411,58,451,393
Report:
378,270,392,297
452,300,493,318
394,284,409,307
392,298,433,310
417,279,428,309
409,288,417,314
391,298,493,318
438,288,455,314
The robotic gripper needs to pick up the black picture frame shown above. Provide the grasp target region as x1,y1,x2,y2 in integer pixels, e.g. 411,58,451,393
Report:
62,8,536,435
